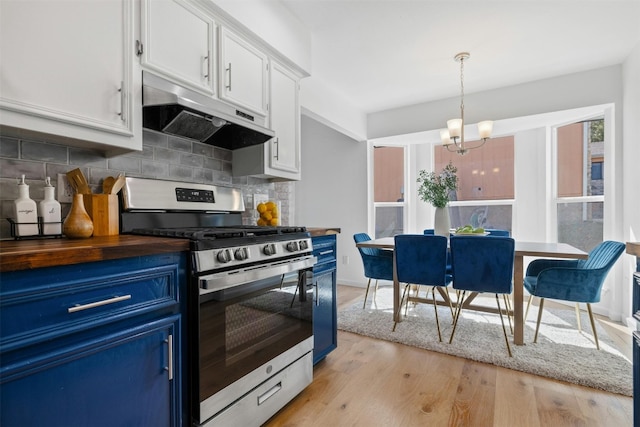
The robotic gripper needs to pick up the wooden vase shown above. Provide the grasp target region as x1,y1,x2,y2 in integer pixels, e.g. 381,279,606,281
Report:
63,194,94,238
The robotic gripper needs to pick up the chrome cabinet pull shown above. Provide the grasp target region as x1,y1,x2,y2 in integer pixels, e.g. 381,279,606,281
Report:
226,63,232,90
203,51,210,81
164,334,174,380
117,81,125,122
319,250,333,256
68,294,132,313
273,138,279,160
257,382,282,406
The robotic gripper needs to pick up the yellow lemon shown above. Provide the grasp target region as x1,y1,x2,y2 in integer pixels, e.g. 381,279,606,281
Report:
265,201,276,211
257,203,267,214
271,206,278,217
269,218,279,226
262,212,272,221
257,218,267,226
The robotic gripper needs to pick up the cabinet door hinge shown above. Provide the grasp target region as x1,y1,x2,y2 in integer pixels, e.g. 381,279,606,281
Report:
135,40,144,57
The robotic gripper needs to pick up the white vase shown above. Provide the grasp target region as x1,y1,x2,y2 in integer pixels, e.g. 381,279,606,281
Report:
434,206,451,237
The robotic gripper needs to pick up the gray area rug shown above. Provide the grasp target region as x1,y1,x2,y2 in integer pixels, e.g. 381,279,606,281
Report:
338,287,632,396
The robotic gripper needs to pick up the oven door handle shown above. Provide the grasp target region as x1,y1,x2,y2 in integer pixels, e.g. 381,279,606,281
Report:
199,256,317,294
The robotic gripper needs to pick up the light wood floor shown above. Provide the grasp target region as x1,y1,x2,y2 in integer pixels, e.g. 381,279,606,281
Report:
265,285,634,427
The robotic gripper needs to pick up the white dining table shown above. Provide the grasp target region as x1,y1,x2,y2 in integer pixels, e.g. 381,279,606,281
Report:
355,237,588,345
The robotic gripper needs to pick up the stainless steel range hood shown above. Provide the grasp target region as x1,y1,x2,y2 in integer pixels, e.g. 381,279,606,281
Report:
142,72,274,150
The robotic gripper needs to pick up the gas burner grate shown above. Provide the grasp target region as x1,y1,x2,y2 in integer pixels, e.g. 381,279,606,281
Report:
130,225,308,241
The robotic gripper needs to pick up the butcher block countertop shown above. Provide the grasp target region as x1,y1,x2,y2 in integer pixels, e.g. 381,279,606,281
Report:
627,242,640,258
0,235,190,272
307,227,341,237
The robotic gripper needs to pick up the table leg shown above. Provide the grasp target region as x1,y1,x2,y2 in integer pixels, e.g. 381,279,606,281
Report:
393,250,400,323
513,255,524,345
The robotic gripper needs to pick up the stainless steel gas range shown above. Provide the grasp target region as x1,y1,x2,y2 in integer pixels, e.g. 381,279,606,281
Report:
120,177,316,427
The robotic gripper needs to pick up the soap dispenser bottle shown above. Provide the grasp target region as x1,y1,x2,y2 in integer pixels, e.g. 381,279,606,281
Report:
13,174,39,236
39,176,62,235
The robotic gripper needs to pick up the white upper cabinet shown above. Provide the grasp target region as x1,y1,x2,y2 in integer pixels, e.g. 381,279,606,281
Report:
269,60,300,178
140,0,215,95
0,0,140,152
218,27,268,117
232,60,301,181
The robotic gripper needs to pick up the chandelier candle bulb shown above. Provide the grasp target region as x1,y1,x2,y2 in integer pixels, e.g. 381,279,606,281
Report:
478,121,494,140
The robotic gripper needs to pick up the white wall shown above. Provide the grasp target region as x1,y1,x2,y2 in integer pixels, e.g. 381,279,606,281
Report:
295,115,369,286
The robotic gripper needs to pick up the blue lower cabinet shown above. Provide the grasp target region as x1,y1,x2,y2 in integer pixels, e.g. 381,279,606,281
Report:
0,253,187,427
633,271,640,426
312,235,338,364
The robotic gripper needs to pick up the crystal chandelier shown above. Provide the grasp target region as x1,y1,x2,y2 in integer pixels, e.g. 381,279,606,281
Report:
440,52,493,155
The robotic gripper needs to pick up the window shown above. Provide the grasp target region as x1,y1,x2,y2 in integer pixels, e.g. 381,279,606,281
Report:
373,146,405,237
434,136,515,232
555,119,605,252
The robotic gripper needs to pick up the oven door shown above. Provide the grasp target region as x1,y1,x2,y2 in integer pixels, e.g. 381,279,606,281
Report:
193,256,315,424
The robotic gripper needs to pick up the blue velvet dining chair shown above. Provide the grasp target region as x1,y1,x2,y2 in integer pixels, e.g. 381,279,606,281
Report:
449,235,515,357
486,229,510,236
353,233,394,309
393,234,452,339
523,240,625,350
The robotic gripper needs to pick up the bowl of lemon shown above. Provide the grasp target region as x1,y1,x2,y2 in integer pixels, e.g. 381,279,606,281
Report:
256,201,280,226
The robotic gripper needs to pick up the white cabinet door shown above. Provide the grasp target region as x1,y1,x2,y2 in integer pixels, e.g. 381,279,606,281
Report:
219,27,268,117
140,0,215,95
269,61,300,177
0,0,139,151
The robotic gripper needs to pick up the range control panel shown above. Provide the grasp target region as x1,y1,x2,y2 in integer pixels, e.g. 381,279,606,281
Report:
176,187,215,203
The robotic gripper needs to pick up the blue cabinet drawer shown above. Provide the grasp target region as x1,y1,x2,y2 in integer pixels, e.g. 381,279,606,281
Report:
0,254,182,352
312,235,337,266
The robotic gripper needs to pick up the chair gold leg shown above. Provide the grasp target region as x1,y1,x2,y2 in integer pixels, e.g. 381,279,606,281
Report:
575,303,582,332
363,278,372,309
449,291,466,344
373,279,380,301
393,284,410,332
432,286,442,342
503,294,513,334
524,294,533,322
496,294,513,357
446,287,455,320
586,303,600,350
533,298,545,343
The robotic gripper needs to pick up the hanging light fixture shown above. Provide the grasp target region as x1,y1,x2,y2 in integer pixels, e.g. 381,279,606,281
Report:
440,52,493,155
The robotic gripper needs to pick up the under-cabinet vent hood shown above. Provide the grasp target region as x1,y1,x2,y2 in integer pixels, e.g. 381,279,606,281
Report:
142,72,274,150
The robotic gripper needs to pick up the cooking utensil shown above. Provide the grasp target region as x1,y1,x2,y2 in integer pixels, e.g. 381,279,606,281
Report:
66,168,91,194
102,176,115,194
110,174,126,195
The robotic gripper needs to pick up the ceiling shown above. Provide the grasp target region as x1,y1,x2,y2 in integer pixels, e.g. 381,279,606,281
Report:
280,0,640,114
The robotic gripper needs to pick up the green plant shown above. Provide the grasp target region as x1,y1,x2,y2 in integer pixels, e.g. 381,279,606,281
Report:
417,162,458,208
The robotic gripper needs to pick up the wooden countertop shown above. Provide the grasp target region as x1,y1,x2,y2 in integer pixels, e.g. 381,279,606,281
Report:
0,235,190,272
627,242,640,257
307,227,341,237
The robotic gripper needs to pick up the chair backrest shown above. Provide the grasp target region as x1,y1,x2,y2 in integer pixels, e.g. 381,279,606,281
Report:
423,229,435,235
353,232,385,257
450,236,515,294
578,240,626,270
394,234,449,287
353,232,394,281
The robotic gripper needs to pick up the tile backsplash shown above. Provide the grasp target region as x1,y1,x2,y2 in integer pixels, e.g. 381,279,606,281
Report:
0,129,293,239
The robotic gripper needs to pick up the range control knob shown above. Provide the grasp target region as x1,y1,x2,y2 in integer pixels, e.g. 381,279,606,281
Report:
286,241,300,252
217,249,232,263
298,240,309,250
234,247,248,261
263,244,277,256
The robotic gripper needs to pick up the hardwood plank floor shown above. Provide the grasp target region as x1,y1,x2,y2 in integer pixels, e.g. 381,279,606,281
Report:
264,285,634,427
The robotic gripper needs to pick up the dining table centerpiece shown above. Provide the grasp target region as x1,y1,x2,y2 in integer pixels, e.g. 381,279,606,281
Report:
417,162,458,236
